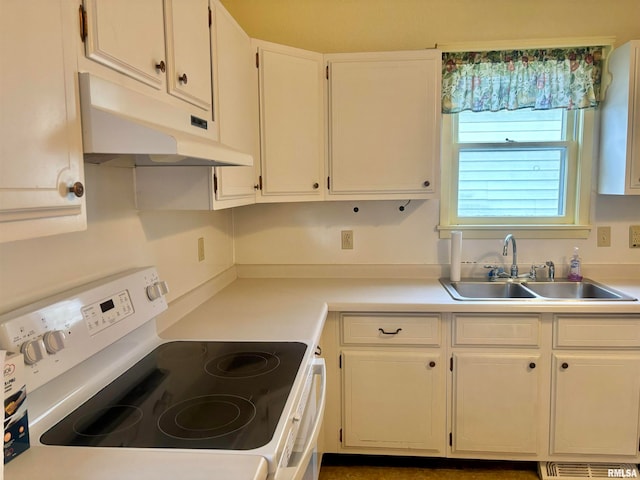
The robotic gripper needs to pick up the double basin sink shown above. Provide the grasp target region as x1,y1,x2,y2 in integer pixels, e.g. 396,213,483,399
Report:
440,278,637,301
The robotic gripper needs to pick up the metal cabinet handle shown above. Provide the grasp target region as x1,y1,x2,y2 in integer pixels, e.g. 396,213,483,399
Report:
178,73,188,84
68,181,85,198
313,182,319,189
423,180,430,187
429,361,436,368
378,328,402,336
529,362,536,369
155,60,166,73
561,362,569,369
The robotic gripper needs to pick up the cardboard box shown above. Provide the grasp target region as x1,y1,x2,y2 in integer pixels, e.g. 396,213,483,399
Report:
4,352,29,464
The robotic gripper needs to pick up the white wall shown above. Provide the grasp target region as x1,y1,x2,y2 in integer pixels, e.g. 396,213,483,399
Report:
0,164,235,315
233,195,640,274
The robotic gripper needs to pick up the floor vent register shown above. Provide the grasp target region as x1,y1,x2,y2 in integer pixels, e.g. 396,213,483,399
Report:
539,462,639,480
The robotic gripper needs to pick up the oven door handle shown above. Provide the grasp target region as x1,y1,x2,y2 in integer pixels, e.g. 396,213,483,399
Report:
275,357,326,480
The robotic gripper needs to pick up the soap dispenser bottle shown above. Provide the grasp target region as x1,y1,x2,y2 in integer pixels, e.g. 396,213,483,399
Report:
567,247,583,281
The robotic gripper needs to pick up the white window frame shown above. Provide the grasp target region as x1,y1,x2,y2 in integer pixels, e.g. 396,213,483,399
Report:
438,108,595,239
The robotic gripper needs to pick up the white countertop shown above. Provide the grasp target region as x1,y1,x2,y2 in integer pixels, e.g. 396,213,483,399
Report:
159,277,640,345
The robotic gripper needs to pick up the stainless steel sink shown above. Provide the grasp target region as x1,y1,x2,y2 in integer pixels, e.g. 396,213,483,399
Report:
443,281,536,300
523,280,636,300
440,278,636,301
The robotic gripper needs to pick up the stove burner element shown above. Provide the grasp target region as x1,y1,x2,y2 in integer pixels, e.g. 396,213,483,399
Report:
73,405,143,437
206,351,281,378
158,394,256,440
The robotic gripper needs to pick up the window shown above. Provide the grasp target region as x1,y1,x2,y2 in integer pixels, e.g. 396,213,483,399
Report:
439,107,594,238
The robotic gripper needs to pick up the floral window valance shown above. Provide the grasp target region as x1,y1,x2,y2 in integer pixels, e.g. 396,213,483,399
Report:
442,47,604,114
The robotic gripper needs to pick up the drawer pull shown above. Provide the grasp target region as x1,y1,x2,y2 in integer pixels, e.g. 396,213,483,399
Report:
429,361,436,368
561,362,569,369
378,328,402,336
529,362,536,369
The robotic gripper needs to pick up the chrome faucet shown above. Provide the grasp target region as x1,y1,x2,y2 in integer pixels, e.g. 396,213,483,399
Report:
502,234,518,277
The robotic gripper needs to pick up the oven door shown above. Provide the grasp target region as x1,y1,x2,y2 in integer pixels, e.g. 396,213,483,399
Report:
274,358,326,480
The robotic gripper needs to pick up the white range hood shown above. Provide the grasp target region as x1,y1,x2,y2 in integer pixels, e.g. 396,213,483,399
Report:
78,73,253,167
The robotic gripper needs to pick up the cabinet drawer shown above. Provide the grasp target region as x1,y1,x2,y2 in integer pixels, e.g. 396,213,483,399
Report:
453,314,541,347
341,313,441,346
554,315,640,348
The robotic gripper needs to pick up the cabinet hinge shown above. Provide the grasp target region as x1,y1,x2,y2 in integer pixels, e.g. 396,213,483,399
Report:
339,428,343,443
213,173,218,194
208,6,212,27
78,5,88,42
449,432,452,446
449,357,453,371
326,65,329,80
256,51,260,68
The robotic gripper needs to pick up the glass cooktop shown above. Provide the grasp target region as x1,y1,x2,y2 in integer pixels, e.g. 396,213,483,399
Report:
41,341,307,450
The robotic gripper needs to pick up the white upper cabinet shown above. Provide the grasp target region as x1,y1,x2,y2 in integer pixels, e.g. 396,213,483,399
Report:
80,0,213,116
134,0,259,211
326,50,441,200
82,0,167,90
255,41,325,202
164,0,212,110
0,0,86,243
599,40,640,195
211,0,258,209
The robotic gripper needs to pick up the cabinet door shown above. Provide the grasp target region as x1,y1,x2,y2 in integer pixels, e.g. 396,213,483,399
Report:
83,0,166,90
343,350,445,453
630,43,640,190
210,1,258,209
0,0,86,243
452,353,542,455
164,0,212,110
256,41,325,202
327,51,440,200
551,354,640,456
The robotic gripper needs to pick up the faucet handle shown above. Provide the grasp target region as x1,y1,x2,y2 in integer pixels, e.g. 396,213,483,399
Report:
545,261,555,280
528,263,547,281
484,264,502,280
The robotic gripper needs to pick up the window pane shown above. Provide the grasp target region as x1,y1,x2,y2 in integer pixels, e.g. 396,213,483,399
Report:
457,147,567,217
458,109,566,143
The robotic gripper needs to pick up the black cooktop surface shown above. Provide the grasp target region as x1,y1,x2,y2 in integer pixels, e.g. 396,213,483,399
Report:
41,341,307,450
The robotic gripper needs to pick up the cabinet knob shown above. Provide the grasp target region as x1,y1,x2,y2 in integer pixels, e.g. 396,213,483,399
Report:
529,362,536,369
155,60,166,73
68,181,85,198
178,73,188,84
313,182,319,189
423,180,430,187
429,361,436,368
561,362,569,369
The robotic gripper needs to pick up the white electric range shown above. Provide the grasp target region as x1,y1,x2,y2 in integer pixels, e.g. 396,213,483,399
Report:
1,267,325,480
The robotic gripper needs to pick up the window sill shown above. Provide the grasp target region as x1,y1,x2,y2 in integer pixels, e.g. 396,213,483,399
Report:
436,224,592,239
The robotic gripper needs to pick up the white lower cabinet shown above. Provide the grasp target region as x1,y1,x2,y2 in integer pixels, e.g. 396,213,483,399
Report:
323,311,640,463
451,352,542,455
343,350,445,452
551,353,640,456
550,314,640,458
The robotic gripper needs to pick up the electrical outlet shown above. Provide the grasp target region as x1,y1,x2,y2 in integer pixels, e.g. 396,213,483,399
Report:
597,226,611,247
341,230,354,250
630,225,640,248
197,237,205,261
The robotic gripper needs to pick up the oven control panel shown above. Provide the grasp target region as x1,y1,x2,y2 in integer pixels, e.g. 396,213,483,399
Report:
0,267,168,392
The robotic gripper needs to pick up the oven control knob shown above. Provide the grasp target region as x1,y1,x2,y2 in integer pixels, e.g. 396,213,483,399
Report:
21,337,46,365
43,330,66,354
146,281,169,301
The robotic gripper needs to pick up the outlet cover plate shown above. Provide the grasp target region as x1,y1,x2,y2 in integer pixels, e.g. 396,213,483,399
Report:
630,225,640,248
